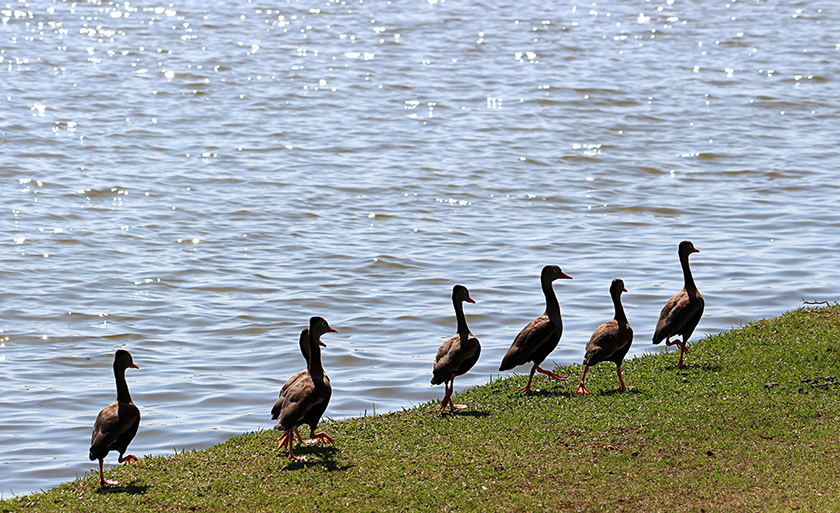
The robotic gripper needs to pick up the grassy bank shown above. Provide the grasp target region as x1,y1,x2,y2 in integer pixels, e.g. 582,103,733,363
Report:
4,305,840,512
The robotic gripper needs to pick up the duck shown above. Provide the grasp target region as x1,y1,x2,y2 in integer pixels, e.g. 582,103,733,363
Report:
271,324,327,444
576,279,633,393
431,285,481,411
652,240,704,367
272,316,337,460
89,349,140,487
499,265,573,392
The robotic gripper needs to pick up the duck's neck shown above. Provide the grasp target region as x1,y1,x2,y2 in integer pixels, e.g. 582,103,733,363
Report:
453,297,470,341
542,277,562,328
612,290,628,326
299,329,311,366
114,365,132,404
307,331,325,379
680,252,698,296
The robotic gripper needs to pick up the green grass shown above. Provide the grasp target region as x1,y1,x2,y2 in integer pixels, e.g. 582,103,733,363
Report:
4,304,840,512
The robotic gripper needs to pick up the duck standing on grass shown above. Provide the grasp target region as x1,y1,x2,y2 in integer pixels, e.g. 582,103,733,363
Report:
431,285,481,411
577,279,633,393
499,265,573,392
652,240,704,367
271,323,327,444
89,349,140,487
272,316,337,461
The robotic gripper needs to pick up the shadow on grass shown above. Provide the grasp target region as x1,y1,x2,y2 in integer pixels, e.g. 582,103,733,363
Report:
95,482,149,495
442,409,490,418
280,446,353,472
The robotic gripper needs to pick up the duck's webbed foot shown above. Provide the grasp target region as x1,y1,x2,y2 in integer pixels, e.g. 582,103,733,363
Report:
305,432,334,445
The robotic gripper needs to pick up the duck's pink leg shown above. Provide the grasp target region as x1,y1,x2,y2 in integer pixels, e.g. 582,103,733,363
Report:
278,430,293,457
616,366,626,389
278,429,302,461
522,365,538,392
307,432,334,444
118,453,138,464
678,340,690,366
447,375,468,410
576,366,590,394
97,458,119,486
665,338,689,366
439,380,453,411
536,365,566,382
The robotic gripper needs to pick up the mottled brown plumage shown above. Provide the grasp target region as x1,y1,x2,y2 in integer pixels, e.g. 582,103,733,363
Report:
431,285,480,411
576,279,633,393
89,349,140,487
272,316,337,460
653,240,704,366
271,327,326,442
499,265,572,392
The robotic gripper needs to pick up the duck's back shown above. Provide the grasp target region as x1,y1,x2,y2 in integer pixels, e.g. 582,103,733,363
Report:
500,314,556,370
89,401,140,460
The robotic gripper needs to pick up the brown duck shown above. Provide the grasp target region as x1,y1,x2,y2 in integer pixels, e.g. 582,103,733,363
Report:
272,316,337,460
89,349,140,487
576,279,633,393
499,265,572,392
653,240,704,366
431,285,481,411
271,323,327,444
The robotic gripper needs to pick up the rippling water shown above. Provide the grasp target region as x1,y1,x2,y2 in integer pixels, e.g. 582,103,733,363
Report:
1,0,839,495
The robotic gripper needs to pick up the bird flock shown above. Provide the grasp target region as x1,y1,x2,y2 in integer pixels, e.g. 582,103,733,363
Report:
89,240,704,485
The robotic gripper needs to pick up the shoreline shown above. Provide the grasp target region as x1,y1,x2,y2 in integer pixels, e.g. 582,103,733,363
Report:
3,304,839,512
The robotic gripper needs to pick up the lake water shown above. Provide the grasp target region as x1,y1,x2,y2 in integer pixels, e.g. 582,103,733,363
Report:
1,0,839,496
